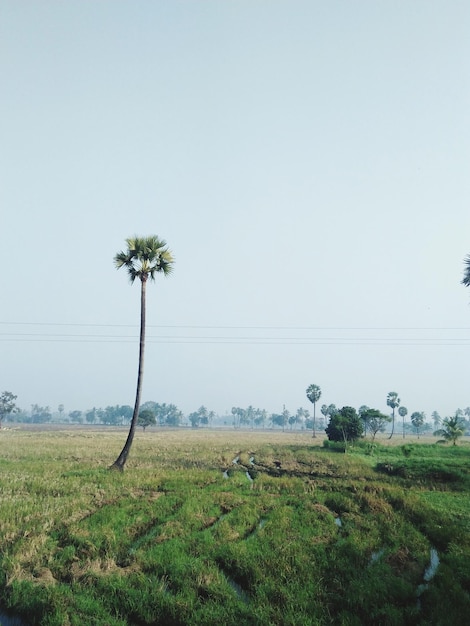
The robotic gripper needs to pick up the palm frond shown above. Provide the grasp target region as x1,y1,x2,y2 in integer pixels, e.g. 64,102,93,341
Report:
462,255,470,287
114,250,131,269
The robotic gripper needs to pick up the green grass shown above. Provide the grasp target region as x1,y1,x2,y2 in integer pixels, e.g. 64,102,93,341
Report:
0,429,469,625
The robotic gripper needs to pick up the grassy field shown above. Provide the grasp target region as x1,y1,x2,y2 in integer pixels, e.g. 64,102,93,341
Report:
0,428,469,625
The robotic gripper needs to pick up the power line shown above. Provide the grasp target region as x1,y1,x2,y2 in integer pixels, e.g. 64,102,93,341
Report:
3,333,470,341
1,321,470,331
1,337,470,346
1,321,470,346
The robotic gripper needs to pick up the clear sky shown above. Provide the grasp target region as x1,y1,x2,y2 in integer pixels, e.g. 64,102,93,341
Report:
1,0,470,421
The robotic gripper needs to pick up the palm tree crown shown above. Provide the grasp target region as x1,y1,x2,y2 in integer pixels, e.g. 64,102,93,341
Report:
386,391,400,411
306,384,321,405
461,255,470,287
115,236,173,283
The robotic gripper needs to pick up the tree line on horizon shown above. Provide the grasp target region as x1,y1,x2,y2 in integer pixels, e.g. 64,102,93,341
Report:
304,384,470,443
2,391,469,442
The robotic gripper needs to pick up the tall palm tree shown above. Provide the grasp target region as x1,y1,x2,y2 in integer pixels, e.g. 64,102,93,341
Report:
398,406,408,439
111,236,174,470
386,391,400,439
306,384,321,438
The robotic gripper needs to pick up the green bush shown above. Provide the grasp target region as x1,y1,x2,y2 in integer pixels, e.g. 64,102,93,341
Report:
325,406,363,443
322,439,346,453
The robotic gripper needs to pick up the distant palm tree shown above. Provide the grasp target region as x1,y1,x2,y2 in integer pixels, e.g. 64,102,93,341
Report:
398,406,408,439
358,405,371,436
431,411,441,430
306,384,321,438
410,411,425,439
434,414,465,446
111,236,174,470
386,391,400,439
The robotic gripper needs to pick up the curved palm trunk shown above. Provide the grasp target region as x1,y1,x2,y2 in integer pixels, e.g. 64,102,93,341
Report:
111,277,147,470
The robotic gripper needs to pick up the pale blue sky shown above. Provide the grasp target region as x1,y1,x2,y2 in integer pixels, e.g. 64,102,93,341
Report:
1,1,469,420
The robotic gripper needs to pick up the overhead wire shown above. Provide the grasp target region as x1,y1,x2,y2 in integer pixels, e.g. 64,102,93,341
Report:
0,321,470,346
1,321,470,330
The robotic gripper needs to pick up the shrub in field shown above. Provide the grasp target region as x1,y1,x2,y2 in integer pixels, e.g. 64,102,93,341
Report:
325,406,363,445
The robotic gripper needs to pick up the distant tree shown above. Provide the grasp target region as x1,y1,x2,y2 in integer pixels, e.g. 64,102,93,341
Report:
164,403,183,427
358,405,371,435
189,411,200,428
58,404,65,421
10,409,28,423
0,391,18,427
101,406,113,425
281,407,290,432
86,408,97,424
302,408,311,430
31,405,52,423
186,406,212,429
386,392,400,439
198,406,209,426
155,404,167,425
431,411,441,430
434,413,466,445
361,408,391,440
69,409,83,424
140,400,158,413
138,409,156,431
166,408,183,427
306,384,322,438
231,407,243,429
254,409,267,429
325,406,363,445
464,409,470,435
107,405,132,425
398,406,408,439
111,235,174,470
270,413,284,429
140,402,181,426
322,404,338,419
410,411,425,438
242,405,253,429
292,407,306,430
316,404,336,433
119,405,133,424
239,408,250,428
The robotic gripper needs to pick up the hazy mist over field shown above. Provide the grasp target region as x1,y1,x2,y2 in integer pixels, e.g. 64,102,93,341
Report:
1,1,470,419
